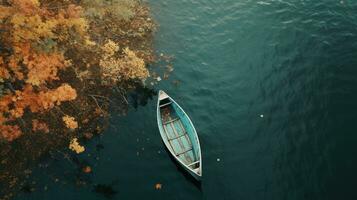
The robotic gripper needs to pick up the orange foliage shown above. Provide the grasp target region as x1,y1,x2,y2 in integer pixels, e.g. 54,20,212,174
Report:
13,42,31,57
5,84,76,118
24,53,68,86
0,84,77,140
38,84,77,111
0,0,153,143
0,125,22,142
0,1,86,141
0,6,13,20
66,4,83,18
0,84,76,140
8,56,24,80
32,119,49,133
11,0,40,15
0,57,10,79
36,84,78,112
0,95,12,114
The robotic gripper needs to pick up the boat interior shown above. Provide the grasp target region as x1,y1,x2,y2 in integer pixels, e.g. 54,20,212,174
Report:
159,99,200,171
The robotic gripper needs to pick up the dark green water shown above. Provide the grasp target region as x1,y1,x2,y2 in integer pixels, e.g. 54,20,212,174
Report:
16,0,357,199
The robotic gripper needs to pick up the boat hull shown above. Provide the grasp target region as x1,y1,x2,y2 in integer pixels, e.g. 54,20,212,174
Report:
157,90,202,181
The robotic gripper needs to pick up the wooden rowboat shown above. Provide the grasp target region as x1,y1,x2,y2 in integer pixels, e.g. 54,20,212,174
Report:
157,90,202,181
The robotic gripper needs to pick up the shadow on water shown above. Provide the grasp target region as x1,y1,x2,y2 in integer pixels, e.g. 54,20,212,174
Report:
163,145,202,191
127,84,156,108
93,183,118,199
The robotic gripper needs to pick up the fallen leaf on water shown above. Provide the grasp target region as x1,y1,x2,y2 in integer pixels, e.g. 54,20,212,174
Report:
82,166,92,173
155,183,162,190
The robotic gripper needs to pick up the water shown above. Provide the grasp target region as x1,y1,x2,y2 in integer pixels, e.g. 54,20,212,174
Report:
16,0,357,199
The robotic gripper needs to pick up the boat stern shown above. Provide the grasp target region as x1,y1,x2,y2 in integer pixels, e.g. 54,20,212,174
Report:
190,168,202,181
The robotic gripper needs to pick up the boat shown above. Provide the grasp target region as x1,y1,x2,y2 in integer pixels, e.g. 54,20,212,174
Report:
156,90,202,181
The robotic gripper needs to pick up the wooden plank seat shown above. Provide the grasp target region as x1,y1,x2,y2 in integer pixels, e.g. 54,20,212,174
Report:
176,147,193,156
163,118,179,125
160,102,172,107
187,161,199,167
168,132,186,141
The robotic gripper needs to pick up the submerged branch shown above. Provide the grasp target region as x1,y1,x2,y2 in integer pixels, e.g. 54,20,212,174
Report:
89,95,105,114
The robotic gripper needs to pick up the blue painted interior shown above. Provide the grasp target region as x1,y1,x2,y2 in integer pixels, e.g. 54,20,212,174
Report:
157,97,200,168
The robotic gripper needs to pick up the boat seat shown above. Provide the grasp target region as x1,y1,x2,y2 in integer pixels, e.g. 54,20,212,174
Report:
168,132,186,141
160,102,172,107
163,118,179,125
187,161,199,167
176,147,192,156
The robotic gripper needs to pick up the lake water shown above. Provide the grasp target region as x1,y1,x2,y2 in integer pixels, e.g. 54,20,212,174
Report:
16,0,357,200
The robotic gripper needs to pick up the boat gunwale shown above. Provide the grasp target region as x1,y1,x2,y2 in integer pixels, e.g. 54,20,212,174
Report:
157,90,202,179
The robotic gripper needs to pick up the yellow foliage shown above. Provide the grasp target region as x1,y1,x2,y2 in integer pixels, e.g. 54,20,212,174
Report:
81,0,136,21
11,14,57,43
69,138,85,153
101,39,119,57
85,38,96,46
122,47,148,79
100,41,149,84
56,7,89,40
62,115,78,130
8,2,89,46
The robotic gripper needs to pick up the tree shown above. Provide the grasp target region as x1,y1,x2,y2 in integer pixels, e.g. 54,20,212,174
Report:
0,0,157,198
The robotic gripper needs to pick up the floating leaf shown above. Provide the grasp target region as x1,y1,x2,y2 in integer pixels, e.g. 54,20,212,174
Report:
82,166,92,173
155,183,162,190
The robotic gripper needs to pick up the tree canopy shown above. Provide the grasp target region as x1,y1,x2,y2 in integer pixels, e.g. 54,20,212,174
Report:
0,0,158,198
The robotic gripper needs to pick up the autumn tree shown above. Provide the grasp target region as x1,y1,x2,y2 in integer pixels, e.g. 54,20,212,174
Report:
0,0,90,141
0,0,157,198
